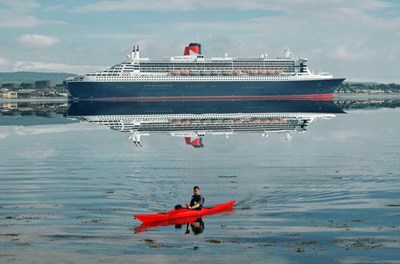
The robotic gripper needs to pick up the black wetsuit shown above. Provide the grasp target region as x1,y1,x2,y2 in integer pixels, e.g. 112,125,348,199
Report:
190,195,204,210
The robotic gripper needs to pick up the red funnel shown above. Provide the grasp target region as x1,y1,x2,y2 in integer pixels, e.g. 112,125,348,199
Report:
184,43,201,55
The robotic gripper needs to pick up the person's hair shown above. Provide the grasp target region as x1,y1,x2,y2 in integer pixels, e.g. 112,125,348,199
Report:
193,186,200,190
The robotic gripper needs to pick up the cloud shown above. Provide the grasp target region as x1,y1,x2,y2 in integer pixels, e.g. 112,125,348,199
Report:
330,45,375,62
0,15,42,28
0,0,40,10
45,4,67,12
0,57,10,71
73,0,315,13
15,34,60,48
0,57,9,66
0,15,66,28
74,0,240,12
0,1,66,28
73,0,399,14
13,61,106,74
0,0,399,84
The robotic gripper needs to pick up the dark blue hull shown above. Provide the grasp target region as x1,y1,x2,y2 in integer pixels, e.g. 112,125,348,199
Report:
67,79,345,100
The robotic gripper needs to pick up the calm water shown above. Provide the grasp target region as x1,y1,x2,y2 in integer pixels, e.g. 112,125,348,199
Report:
1,101,400,264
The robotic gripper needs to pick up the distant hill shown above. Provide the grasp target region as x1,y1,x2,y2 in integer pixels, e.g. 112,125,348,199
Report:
0,72,75,84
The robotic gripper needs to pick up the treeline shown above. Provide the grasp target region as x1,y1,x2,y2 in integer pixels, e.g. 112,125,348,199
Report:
335,82,400,93
0,72,74,84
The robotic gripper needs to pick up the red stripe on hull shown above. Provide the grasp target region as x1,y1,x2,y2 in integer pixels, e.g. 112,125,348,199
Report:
76,94,333,102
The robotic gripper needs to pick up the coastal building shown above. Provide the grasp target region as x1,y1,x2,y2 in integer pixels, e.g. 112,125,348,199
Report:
35,80,56,88
18,89,38,98
2,91,18,98
21,82,35,89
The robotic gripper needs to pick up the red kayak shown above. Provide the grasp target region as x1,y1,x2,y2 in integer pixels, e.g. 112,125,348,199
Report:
134,200,235,223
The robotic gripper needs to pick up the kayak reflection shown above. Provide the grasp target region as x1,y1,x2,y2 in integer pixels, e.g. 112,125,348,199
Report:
134,211,233,234
134,200,235,234
134,216,203,234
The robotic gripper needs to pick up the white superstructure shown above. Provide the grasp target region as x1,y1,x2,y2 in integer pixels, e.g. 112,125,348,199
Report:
66,43,333,83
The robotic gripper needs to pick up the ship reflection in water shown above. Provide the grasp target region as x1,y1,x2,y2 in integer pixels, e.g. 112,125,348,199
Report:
65,99,345,148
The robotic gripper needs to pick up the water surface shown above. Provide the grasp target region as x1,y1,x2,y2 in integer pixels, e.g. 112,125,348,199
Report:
1,101,399,263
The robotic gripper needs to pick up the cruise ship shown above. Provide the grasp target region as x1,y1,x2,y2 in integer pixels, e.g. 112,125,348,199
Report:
65,43,345,101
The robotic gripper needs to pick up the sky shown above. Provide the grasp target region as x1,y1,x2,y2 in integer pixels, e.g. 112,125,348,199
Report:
0,0,399,83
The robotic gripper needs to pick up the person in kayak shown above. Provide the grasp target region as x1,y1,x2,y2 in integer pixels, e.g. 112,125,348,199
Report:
186,186,204,210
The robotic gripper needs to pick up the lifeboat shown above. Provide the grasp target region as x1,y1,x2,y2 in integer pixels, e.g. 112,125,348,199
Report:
189,70,200,76
233,70,242,75
222,70,233,75
180,70,189,75
258,70,267,75
211,70,222,75
248,70,258,75
200,70,212,75
265,69,274,75
171,70,181,76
